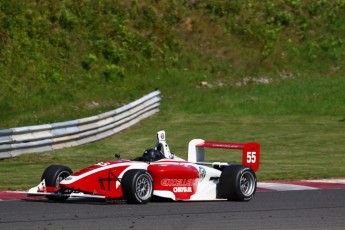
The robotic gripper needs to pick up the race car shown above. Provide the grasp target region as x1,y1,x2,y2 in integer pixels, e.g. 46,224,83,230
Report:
28,130,260,204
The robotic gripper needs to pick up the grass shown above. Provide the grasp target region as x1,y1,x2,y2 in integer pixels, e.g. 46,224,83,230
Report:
167,74,345,117
1,1,345,191
1,112,344,190
1,72,345,190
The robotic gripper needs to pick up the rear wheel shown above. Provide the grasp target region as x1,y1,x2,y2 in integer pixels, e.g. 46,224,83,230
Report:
219,165,256,201
121,169,153,204
41,165,73,201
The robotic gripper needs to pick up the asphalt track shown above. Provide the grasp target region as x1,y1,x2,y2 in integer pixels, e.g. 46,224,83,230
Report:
1,181,345,230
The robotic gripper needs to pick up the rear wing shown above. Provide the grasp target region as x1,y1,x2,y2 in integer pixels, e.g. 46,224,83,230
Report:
187,139,260,172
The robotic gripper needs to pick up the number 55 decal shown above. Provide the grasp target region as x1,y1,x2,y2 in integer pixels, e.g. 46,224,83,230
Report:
246,152,256,163
242,143,260,172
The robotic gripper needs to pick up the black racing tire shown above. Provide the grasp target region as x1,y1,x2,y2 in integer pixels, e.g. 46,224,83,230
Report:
219,165,257,201
121,169,153,204
41,165,73,201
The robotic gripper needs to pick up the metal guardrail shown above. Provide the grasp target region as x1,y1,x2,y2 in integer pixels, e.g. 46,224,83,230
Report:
0,90,161,159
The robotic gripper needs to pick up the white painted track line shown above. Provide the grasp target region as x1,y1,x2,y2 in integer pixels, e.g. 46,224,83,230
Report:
258,182,318,191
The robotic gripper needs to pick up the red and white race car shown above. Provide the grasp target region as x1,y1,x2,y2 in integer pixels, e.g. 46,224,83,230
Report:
28,130,260,204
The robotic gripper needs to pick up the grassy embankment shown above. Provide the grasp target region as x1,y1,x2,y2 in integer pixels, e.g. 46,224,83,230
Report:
0,1,345,190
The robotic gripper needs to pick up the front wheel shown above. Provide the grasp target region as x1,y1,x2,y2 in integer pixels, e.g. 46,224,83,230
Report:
219,165,256,201
121,169,153,204
41,165,73,201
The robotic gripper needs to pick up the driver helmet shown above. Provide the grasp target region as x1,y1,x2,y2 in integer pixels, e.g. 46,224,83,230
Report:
142,148,165,162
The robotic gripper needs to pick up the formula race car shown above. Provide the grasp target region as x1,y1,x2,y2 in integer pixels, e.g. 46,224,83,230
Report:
28,130,260,204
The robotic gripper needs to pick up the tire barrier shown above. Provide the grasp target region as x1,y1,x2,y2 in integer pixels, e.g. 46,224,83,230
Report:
0,90,161,159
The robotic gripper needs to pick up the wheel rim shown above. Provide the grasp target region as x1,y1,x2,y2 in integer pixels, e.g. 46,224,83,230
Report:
240,171,256,196
135,174,152,200
54,171,70,187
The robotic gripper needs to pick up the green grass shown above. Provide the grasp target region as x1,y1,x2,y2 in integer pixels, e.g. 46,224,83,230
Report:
160,73,345,116
1,72,345,190
1,1,345,191
1,70,345,191
1,112,345,190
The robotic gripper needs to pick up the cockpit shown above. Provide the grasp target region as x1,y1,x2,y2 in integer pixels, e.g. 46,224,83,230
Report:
141,148,166,162
133,130,181,162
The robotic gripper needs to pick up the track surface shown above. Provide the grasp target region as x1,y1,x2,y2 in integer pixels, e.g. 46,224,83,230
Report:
1,183,345,230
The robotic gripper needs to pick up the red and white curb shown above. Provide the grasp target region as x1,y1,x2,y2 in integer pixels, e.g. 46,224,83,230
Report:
0,191,37,201
1,179,345,201
257,179,345,192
